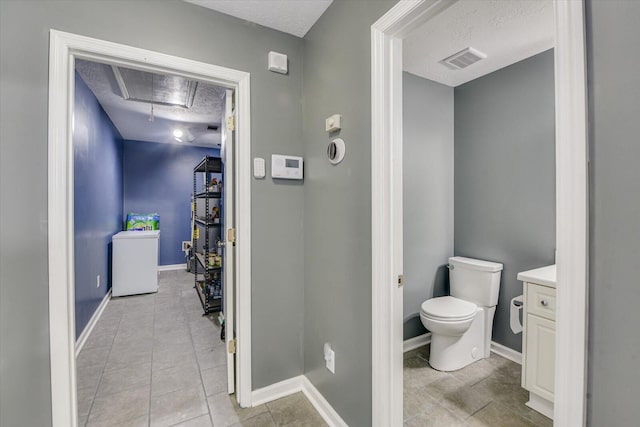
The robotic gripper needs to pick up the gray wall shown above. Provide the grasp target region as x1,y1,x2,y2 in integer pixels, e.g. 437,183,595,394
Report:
454,50,556,352
0,1,303,425
302,0,396,425
9,0,640,425
403,72,454,340
586,1,640,424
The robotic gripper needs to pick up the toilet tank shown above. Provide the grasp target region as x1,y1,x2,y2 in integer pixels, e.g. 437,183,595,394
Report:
448,256,503,307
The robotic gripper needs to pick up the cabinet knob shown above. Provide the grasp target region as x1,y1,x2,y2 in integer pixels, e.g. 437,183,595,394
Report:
540,299,549,307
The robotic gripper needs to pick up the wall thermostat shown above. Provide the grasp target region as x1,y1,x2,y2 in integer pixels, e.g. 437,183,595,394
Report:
271,154,303,180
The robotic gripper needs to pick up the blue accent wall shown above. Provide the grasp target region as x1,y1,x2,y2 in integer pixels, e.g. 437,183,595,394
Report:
123,140,218,266
74,72,123,339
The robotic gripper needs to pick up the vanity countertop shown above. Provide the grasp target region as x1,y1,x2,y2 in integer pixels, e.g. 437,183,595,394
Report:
517,264,556,288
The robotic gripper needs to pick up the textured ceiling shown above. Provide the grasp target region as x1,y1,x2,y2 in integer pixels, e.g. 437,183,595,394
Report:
184,0,333,37
404,0,554,87
75,60,226,147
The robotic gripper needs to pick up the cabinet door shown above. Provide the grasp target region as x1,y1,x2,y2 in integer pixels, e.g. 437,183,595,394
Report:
525,314,555,402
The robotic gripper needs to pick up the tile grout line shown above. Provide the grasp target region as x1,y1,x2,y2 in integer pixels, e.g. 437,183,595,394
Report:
147,285,159,427
467,400,492,419
416,353,429,363
402,352,550,426
83,273,231,426
156,273,202,427
82,303,124,427
182,273,218,426
81,274,228,427
166,272,216,427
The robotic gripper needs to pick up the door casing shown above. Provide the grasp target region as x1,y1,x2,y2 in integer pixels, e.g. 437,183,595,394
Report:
47,29,254,426
371,1,589,425
222,88,237,394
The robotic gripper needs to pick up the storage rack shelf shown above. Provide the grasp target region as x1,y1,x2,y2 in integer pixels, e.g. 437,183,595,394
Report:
192,156,224,314
194,218,223,227
194,253,223,271
195,191,222,199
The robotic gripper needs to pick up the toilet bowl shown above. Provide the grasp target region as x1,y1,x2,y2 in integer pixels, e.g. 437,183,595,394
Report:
420,256,503,372
420,296,485,371
420,296,477,337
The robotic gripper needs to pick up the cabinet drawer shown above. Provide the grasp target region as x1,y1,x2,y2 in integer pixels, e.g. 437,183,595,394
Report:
526,283,556,321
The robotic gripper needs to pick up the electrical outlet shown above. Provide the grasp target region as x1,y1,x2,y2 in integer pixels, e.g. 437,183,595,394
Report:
96,275,100,288
324,343,335,374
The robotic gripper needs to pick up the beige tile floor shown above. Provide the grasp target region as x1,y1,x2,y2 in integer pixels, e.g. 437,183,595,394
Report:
404,345,553,427
77,270,326,427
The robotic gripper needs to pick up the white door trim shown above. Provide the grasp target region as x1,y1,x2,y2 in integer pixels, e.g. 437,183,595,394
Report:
553,2,589,424
47,30,253,427
223,88,236,395
371,1,588,426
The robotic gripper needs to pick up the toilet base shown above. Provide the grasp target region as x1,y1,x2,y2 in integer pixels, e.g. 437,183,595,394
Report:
429,308,486,371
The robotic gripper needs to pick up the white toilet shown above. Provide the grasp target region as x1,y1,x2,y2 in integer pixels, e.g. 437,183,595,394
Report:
420,256,503,371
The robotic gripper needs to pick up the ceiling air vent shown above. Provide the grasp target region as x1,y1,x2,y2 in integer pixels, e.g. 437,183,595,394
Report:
111,65,198,109
440,47,486,70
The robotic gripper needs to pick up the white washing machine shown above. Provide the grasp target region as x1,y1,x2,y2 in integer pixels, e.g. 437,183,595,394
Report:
112,230,160,297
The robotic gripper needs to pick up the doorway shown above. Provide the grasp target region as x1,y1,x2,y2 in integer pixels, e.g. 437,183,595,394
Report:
370,1,588,426
48,30,252,426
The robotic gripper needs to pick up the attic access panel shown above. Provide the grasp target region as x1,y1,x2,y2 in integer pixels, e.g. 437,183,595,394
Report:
112,65,198,109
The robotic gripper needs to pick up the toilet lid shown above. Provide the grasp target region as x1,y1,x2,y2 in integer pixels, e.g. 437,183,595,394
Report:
420,296,477,321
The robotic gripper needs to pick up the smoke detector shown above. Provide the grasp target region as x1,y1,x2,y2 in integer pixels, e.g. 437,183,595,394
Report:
440,47,487,70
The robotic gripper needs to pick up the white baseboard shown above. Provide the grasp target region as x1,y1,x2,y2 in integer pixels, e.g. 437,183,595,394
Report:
251,375,347,427
301,376,348,427
158,263,187,272
75,289,111,357
490,340,522,365
526,392,554,419
251,376,303,407
403,332,431,352
250,341,521,426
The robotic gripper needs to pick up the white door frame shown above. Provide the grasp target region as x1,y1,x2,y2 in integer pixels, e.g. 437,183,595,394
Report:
47,30,253,426
371,1,588,426
222,88,236,394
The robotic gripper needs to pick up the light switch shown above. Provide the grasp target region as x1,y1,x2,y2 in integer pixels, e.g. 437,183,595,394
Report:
324,343,335,374
254,158,266,179
325,114,342,133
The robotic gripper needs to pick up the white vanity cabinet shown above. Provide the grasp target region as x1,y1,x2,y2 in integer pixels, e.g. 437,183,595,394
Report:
517,265,556,419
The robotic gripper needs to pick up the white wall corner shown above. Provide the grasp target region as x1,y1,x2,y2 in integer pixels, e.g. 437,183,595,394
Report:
251,376,347,427
251,376,303,407
301,376,348,427
490,341,523,365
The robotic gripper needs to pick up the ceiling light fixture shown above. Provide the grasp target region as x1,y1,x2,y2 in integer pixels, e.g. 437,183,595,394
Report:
173,129,183,138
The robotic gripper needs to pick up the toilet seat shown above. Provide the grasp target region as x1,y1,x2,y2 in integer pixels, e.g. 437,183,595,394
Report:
420,296,477,321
